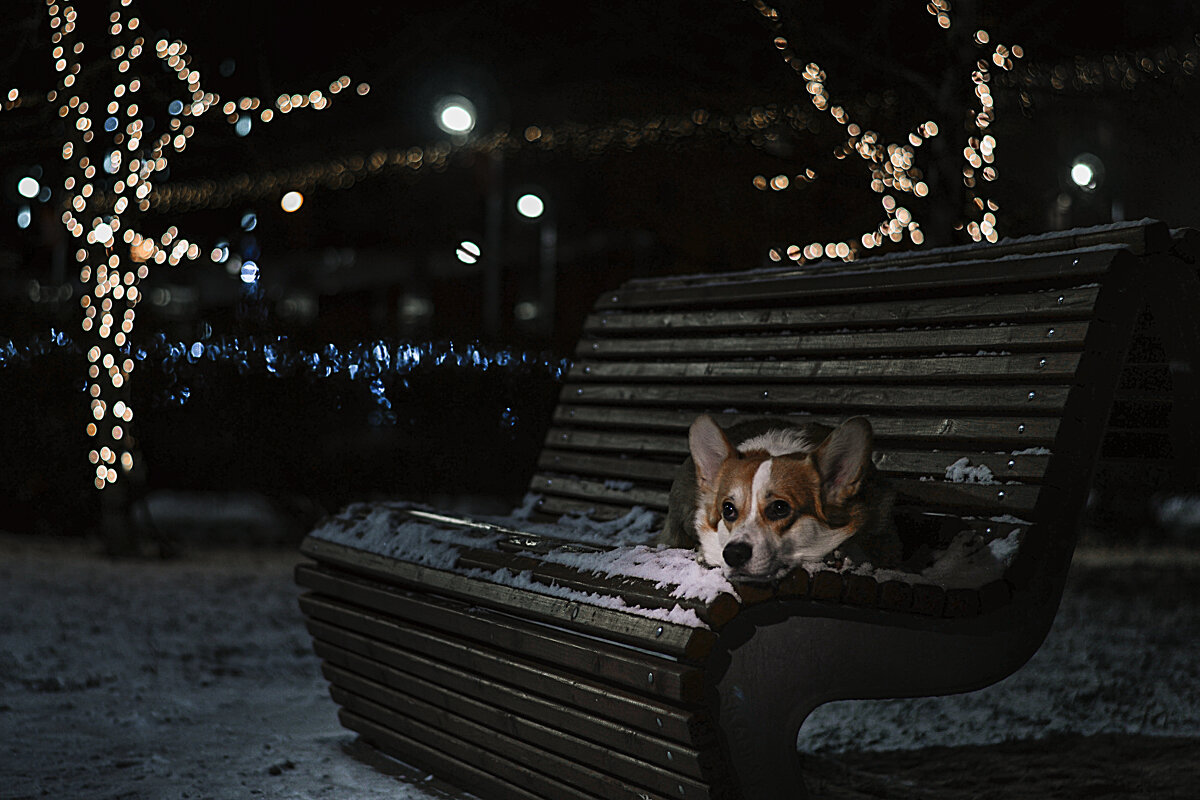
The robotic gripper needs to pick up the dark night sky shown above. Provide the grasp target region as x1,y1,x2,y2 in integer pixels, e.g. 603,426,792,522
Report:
6,1,1200,258
3,0,1200,340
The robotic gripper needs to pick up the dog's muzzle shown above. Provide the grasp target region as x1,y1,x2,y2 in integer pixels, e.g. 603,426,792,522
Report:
722,541,752,568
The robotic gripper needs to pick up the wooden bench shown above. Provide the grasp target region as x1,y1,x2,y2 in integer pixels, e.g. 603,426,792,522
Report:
295,218,1200,799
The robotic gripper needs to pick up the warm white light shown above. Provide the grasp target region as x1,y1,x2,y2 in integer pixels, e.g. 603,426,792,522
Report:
1070,162,1094,188
516,193,544,219
17,176,39,198
435,95,476,134
456,240,481,264
1070,154,1102,191
93,222,114,242
280,191,304,212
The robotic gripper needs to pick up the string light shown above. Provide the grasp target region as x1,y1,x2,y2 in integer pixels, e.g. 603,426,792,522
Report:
44,0,360,491
1001,35,1200,98
960,21,1022,244
0,328,569,433
747,0,935,263
135,105,825,214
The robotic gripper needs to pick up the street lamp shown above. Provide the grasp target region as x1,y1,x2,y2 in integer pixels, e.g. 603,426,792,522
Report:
16,176,39,199
434,95,476,135
280,191,304,213
1070,153,1104,193
456,240,481,265
516,193,544,219
512,189,556,338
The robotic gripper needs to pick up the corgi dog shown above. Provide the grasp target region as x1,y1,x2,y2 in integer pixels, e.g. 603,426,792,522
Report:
661,415,899,581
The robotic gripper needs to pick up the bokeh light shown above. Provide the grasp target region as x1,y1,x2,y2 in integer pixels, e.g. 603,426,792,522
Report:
1070,154,1103,191
17,176,39,198
456,240,481,264
280,191,304,212
435,95,476,134
516,193,544,219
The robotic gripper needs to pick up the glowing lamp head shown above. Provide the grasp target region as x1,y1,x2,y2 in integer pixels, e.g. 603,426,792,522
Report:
280,191,304,213
456,240,481,265
17,176,39,199
1070,162,1093,188
435,95,476,134
1069,153,1103,192
516,193,545,219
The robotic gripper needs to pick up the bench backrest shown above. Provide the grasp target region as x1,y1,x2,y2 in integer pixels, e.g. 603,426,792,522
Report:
531,219,1198,594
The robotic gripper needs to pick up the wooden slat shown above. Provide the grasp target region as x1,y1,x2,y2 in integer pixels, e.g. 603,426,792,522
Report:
537,448,1051,483
584,286,1101,335
891,478,1040,516
561,382,1072,413
617,221,1167,294
548,409,1061,446
337,693,624,800
598,248,1120,310
578,321,1089,359
449,543,740,628
397,507,613,557
324,663,718,799
379,508,738,625
296,569,707,701
567,352,1081,383
339,710,551,800
535,495,651,522
529,474,670,511
538,450,679,483
872,450,1050,482
528,473,1037,517
310,635,715,779
897,513,1029,539
299,537,714,660
300,598,707,743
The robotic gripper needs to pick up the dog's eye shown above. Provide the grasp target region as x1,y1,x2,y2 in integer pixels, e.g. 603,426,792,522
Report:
721,501,738,522
765,500,792,520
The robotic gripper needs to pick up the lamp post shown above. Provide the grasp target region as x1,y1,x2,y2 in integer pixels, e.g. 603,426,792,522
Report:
516,191,557,340
1066,153,1113,225
435,94,503,339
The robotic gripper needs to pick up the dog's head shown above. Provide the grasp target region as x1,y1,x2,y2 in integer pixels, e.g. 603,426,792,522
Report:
689,415,876,581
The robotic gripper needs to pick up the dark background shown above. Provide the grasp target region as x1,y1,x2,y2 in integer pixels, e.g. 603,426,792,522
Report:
2,1,1199,543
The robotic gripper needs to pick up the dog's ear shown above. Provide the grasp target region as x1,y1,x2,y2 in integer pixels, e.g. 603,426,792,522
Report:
689,414,735,488
815,417,873,507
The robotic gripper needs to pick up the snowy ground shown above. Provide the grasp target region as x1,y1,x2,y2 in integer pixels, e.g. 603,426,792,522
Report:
1,533,1198,799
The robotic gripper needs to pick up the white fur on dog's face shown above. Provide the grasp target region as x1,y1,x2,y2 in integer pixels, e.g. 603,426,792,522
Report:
688,415,873,581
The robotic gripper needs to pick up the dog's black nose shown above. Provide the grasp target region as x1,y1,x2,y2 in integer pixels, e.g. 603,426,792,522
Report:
723,541,752,568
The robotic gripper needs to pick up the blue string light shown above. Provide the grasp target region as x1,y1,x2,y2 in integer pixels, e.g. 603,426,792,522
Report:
2,328,570,426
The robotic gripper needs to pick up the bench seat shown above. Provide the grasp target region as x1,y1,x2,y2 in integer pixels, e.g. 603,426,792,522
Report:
296,219,1199,799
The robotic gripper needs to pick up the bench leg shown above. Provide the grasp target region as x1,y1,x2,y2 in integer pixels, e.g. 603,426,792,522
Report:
713,604,1057,799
